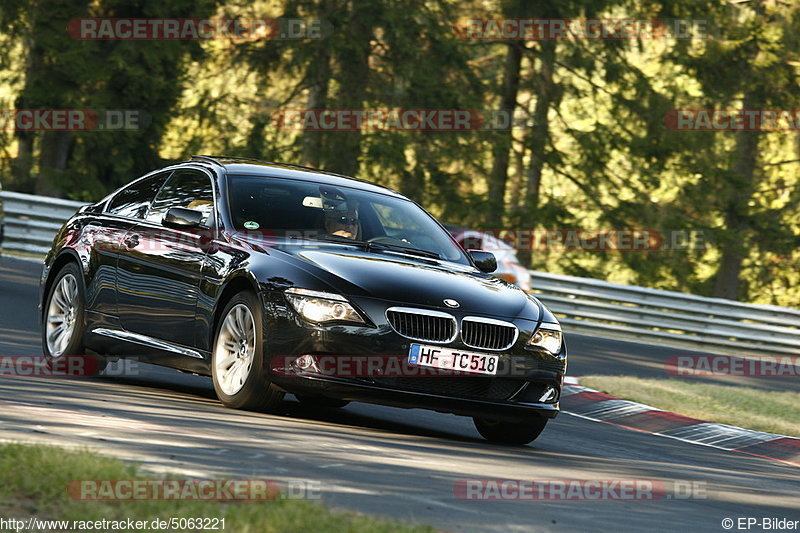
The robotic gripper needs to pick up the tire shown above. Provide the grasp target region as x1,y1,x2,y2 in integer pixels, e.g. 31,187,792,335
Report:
295,394,350,409
211,291,284,411
473,415,548,445
43,262,86,360
42,262,107,376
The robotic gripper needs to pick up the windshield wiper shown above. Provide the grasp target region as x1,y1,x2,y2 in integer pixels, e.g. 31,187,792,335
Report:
312,235,442,260
313,235,369,246
367,241,442,260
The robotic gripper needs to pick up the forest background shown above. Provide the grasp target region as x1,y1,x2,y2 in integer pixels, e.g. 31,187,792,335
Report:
1,0,798,306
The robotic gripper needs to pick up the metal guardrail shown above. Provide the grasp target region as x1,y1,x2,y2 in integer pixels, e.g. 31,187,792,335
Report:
0,191,87,255
531,271,800,357
1,190,798,356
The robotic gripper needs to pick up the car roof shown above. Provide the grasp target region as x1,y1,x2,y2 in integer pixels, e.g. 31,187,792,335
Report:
188,155,406,199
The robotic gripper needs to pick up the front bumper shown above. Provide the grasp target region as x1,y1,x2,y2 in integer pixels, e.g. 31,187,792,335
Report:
272,373,560,421
262,290,567,421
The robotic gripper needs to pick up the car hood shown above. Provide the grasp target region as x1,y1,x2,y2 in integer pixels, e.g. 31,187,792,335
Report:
265,242,540,320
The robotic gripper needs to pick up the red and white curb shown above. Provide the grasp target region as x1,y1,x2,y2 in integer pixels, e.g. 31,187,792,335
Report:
560,380,800,468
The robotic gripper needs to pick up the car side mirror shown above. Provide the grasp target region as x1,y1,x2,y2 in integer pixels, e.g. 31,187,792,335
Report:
163,207,204,229
468,250,497,273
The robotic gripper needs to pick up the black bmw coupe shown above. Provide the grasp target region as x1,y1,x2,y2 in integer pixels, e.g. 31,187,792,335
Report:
39,156,566,445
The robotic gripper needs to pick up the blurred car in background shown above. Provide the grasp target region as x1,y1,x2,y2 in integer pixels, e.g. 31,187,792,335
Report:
446,226,532,291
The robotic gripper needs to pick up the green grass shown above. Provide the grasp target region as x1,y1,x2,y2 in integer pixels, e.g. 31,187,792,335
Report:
0,443,435,533
579,376,800,438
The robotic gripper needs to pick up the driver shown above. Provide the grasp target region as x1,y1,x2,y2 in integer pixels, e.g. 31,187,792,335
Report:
323,206,359,240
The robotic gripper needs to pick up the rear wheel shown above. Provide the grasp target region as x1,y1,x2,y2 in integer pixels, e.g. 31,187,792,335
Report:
473,415,548,445
212,291,284,411
295,394,350,409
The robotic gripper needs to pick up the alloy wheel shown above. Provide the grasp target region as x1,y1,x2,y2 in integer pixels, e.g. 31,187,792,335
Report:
45,273,79,356
214,303,256,395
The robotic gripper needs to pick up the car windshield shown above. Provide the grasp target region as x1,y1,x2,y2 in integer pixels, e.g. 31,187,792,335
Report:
227,175,469,264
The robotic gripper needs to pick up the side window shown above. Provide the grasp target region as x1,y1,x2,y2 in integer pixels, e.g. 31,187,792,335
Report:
145,169,215,226
106,172,170,219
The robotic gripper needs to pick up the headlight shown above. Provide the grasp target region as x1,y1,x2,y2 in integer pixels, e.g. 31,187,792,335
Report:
285,288,365,324
526,323,562,355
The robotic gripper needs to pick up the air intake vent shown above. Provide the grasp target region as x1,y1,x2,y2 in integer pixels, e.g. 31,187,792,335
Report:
372,376,524,401
386,307,456,343
461,317,518,351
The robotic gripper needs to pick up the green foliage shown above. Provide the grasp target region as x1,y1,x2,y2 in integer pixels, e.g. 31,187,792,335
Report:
1,0,798,306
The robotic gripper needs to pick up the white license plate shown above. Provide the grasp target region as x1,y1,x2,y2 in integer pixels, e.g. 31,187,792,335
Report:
408,344,499,376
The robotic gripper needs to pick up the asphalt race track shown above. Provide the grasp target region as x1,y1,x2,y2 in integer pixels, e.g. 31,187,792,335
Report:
0,255,798,532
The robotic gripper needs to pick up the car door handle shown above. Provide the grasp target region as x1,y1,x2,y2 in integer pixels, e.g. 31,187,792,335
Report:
123,234,140,249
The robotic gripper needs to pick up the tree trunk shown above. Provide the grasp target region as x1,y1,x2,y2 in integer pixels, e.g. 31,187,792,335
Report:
36,130,72,196
712,95,760,300
400,136,431,202
11,131,36,193
300,0,335,169
507,142,526,213
325,0,373,177
516,39,556,266
485,42,523,227
300,50,331,168
11,26,42,193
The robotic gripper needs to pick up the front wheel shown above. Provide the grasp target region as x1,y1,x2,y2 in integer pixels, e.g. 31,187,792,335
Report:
43,263,85,360
212,291,284,411
42,263,107,376
473,415,548,445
